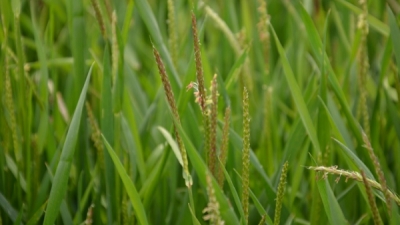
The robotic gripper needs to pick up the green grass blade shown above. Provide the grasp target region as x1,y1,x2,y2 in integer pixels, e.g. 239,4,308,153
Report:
101,44,118,223
223,121,276,198
27,201,47,225
234,170,274,225
158,126,183,166
139,150,169,207
73,177,94,224
102,135,149,225
218,158,245,220
188,204,202,225
317,10,331,153
5,154,26,192
298,4,363,143
121,114,146,183
69,0,87,101
44,164,73,225
317,179,348,225
30,0,49,156
13,209,23,225
390,201,400,225
388,7,400,80
136,0,181,90
0,192,20,224
43,65,92,225
225,47,249,91
270,24,321,154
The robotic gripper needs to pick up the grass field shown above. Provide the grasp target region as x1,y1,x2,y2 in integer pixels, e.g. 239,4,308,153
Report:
1,0,400,224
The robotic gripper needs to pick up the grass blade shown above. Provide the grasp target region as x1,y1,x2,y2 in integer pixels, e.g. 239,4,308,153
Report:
225,47,249,91
388,7,400,80
136,0,181,91
218,158,245,220
43,65,92,225
102,135,149,225
234,170,274,225
101,45,117,223
298,4,363,143
0,192,20,224
26,201,47,225
158,126,183,166
270,24,321,154
317,179,348,225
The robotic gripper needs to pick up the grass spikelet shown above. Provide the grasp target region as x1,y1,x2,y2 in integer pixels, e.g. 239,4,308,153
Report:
258,214,266,225
86,102,104,169
363,132,391,215
204,111,212,166
274,161,288,225
111,11,119,85
308,166,400,206
203,172,224,225
84,204,94,225
257,0,271,75
191,11,212,169
191,11,207,113
122,197,129,224
153,46,192,187
90,0,106,39
356,0,370,137
361,170,383,225
5,57,21,163
217,107,231,188
104,0,112,20
242,87,250,224
167,0,178,67
209,74,218,176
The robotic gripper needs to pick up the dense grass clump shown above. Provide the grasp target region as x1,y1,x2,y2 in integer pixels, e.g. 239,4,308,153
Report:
1,0,400,224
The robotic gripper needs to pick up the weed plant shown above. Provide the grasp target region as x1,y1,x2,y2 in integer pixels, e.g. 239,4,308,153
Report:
1,0,400,224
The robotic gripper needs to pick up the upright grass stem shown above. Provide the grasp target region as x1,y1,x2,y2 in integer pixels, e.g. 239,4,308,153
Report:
217,107,231,188
363,132,391,215
209,74,218,176
111,11,119,85
361,170,383,225
356,0,370,137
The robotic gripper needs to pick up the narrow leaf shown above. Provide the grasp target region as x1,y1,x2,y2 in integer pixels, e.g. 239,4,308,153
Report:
43,65,92,225
270,25,321,154
102,135,149,225
317,179,348,225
